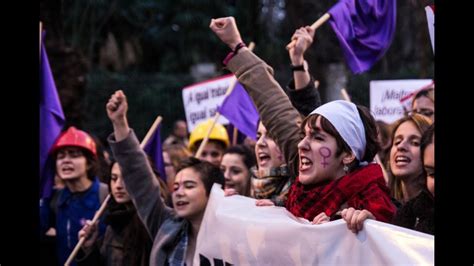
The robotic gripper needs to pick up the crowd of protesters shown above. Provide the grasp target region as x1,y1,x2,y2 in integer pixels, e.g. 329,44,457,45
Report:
40,16,434,266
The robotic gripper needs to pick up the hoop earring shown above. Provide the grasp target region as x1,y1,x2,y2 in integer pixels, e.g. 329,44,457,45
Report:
343,164,349,173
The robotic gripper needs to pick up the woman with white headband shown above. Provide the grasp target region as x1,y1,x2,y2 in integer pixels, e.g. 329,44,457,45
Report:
210,17,396,230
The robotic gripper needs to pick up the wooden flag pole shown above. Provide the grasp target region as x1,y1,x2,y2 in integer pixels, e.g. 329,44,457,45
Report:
64,194,111,266
195,114,221,158
341,88,351,102
195,42,255,158
340,88,390,184
140,115,163,149
232,126,239,146
286,13,331,49
65,115,163,265
310,13,331,31
39,21,43,61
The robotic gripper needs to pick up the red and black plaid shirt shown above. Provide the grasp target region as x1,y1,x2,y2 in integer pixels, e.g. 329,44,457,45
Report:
286,163,395,222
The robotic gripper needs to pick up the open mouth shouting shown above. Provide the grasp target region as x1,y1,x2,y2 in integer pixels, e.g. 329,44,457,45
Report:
257,152,271,167
299,155,313,172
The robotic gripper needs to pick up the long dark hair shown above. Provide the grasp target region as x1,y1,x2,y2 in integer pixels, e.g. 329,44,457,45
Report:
105,160,152,266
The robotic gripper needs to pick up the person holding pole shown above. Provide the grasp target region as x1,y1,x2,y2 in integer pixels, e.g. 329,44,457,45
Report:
64,119,172,265
285,26,322,117
210,17,395,225
234,26,322,206
75,158,153,266
106,90,225,265
45,126,108,266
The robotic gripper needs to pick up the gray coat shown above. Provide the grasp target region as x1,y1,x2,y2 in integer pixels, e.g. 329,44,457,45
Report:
109,130,189,266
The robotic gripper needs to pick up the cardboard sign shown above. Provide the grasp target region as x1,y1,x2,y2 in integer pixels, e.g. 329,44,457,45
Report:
370,79,433,123
182,75,233,131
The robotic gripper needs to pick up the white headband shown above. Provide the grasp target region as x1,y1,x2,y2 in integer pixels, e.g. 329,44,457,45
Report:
309,100,366,161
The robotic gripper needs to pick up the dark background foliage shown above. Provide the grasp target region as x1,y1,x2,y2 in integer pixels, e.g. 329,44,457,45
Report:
40,0,433,146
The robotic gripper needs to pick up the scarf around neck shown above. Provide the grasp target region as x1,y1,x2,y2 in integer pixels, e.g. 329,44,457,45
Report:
286,163,387,221
251,165,291,199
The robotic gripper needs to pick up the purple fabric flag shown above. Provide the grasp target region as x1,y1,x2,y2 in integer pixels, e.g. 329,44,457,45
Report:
40,35,65,199
218,82,259,140
143,123,167,182
328,0,396,74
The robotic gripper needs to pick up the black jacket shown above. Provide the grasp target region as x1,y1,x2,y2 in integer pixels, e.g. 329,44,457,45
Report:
392,189,434,235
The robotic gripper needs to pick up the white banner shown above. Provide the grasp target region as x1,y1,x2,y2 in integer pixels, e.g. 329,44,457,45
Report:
182,75,234,132
370,79,433,124
195,185,434,265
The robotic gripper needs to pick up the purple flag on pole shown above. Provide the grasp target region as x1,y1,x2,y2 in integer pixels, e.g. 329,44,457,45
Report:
328,0,396,74
143,123,167,182
40,35,65,199
218,82,259,140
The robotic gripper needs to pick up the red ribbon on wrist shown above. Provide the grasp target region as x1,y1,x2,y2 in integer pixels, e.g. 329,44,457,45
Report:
223,42,246,66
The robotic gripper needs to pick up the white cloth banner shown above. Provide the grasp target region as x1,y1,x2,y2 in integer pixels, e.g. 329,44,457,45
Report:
194,185,434,265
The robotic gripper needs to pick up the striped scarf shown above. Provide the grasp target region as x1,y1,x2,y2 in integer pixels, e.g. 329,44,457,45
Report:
251,165,293,206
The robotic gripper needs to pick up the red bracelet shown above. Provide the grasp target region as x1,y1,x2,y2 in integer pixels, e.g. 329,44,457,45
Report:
233,42,246,53
223,42,246,66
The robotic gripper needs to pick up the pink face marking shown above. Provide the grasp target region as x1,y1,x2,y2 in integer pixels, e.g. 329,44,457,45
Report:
319,147,332,168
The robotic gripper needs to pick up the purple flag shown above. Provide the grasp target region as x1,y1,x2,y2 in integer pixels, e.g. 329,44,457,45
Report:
218,82,259,140
40,35,65,199
328,0,396,74
143,123,167,182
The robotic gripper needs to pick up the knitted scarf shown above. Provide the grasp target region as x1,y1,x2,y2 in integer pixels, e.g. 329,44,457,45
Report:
251,165,293,206
286,163,394,222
